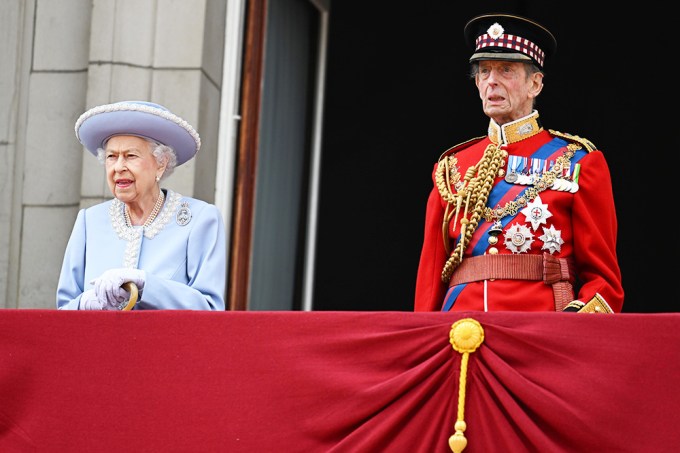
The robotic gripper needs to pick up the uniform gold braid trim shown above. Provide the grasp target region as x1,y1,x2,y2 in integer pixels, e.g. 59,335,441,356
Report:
435,137,487,255
441,143,505,283
438,160,481,255
549,129,596,152
437,136,487,162
436,155,460,204
435,136,486,204
565,301,586,311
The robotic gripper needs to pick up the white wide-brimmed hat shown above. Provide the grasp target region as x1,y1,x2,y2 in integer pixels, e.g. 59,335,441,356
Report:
74,100,201,166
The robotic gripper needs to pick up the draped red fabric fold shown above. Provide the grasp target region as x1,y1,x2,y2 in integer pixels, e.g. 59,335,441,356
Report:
0,310,677,452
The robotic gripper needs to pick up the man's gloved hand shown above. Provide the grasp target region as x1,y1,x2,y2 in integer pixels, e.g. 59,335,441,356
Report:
80,289,105,310
562,300,586,312
91,268,146,310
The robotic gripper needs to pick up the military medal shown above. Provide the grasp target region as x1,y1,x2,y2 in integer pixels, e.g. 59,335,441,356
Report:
551,163,581,193
539,225,564,254
516,173,529,185
556,163,572,191
504,223,534,254
505,155,521,183
517,156,532,184
551,178,566,191
520,194,552,231
569,164,580,193
176,201,192,226
527,157,544,185
489,220,503,236
487,220,503,254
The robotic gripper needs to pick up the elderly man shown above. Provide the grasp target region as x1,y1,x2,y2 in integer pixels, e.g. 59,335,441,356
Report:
414,13,623,313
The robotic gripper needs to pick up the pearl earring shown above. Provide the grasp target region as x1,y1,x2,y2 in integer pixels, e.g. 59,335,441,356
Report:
155,175,160,182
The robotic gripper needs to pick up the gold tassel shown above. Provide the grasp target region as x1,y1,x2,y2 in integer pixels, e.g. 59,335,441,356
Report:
448,318,485,453
453,192,463,228
442,204,453,255
458,219,469,261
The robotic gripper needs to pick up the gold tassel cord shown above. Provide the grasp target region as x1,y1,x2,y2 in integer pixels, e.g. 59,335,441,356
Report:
448,318,485,453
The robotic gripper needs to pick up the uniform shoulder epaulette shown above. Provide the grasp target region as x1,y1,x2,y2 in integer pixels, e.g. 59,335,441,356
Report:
548,129,597,152
438,136,486,161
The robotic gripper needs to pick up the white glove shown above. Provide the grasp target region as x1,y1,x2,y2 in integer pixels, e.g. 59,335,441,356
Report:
80,289,105,310
91,268,146,310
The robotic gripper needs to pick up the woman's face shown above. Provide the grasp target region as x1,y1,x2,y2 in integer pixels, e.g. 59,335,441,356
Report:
104,135,163,205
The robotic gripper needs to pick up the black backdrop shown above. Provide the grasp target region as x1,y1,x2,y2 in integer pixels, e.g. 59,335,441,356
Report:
313,1,672,313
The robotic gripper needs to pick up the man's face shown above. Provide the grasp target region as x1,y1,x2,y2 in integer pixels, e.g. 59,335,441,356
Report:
475,60,543,125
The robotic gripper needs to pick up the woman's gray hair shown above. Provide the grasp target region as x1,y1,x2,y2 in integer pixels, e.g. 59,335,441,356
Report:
96,137,178,180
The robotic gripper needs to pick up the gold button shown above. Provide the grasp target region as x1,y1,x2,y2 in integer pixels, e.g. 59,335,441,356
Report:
488,247,498,255
488,236,498,245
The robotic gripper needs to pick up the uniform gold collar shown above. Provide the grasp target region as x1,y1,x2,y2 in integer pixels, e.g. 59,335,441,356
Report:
487,110,542,145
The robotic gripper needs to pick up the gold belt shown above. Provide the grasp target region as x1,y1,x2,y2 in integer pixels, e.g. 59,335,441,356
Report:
448,253,574,311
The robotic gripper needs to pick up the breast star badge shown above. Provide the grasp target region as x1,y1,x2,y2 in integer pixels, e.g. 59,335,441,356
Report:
539,225,564,254
520,194,552,231
504,223,534,254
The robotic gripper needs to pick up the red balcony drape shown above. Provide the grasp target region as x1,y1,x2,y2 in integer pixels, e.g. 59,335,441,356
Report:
0,310,678,452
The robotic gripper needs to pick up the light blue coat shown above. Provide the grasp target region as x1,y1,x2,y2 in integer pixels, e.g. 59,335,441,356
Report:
57,189,226,310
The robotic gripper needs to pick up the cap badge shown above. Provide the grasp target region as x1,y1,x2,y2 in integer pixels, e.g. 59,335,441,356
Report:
487,23,504,40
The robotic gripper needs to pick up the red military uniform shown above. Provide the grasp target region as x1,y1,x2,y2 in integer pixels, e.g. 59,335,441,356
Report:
415,111,624,312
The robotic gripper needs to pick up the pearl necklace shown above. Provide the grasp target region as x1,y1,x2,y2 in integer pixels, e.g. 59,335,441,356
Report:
124,190,165,228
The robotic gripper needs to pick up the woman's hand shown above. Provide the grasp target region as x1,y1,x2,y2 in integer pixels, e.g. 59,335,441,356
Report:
91,268,146,309
79,289,105,310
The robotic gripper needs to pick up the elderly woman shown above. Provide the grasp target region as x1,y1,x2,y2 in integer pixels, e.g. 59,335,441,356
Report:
56,101,226,310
